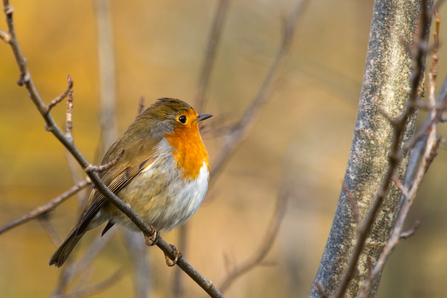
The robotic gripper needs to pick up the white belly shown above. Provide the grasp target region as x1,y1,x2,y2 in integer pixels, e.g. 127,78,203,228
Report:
104,139,210,233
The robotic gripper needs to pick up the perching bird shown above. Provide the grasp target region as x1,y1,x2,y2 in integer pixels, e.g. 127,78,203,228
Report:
49,98,212,267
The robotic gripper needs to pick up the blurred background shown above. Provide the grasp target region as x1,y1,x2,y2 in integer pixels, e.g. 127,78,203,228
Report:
1,0,447,297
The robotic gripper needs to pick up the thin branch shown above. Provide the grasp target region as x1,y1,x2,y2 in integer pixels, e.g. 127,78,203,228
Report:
94,0,117,150
71,266,95,294
392,175,409,198
210,0,311,185
38,213,62,247
138,96,145,116
57,268,126,298
399,219,421,239
65,89,74,140
218,193,288,293
123,230,151,298
435,0,445,11
0,178,91,235
67,229,117,280
85,149,125,173
0,2,223,296
46,75,73,113
313,282,329,298
194,0,230,112
65,150,91,212
332,2,432,297
342,181,361,225
0,29,11,42
173,223,189,298
51,229,117,297
377,106,398,127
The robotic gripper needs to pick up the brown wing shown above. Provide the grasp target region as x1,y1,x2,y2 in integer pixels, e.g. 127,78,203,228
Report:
76,156,156,235
75,118,163,235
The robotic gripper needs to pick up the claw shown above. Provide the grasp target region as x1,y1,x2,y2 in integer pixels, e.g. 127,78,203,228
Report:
164,244,183,267
144,225,159,246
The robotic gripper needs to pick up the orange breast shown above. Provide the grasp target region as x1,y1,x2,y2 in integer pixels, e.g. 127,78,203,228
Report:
165,124,209,180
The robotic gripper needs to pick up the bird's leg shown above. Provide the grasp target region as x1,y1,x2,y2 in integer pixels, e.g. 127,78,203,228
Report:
164,244,183,267
144,225,159,246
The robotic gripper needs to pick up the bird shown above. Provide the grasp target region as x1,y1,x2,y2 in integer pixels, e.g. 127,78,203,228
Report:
49,98,212,267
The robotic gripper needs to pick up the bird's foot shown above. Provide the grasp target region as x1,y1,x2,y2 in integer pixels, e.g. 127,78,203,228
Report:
144,225,159,246
164,244,182,267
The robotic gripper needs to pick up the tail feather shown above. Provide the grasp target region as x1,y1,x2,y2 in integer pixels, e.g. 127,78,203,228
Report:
49,201,106,267
49,229,86,267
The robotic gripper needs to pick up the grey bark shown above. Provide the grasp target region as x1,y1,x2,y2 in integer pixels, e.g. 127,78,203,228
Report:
310,1,433,297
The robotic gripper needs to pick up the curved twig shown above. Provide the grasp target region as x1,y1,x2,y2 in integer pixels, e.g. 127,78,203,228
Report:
218,193,288,293
194,0,231,112
209,0,311,184
55,268,126,298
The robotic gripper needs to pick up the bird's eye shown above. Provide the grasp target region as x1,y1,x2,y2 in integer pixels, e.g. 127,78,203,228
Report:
178,115,187,123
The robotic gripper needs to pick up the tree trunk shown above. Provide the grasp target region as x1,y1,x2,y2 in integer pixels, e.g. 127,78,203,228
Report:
310,0,433,297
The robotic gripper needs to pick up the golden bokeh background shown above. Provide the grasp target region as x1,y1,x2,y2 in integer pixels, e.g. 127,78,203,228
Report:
1,0,447,297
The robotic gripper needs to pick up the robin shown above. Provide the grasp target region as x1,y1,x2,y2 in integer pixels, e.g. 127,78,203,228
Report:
49,98,212,267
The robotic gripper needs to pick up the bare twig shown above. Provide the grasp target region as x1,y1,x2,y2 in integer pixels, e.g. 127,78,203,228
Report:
0,179,91,235
56,268,126,298
69,229,117,279
85,149,125,173
210,0,311,185
65,151,91,211
123,96,150,298
218,193,288,293
66,89,74,140
123,231,151,298
435,0,445,11
94,0,117,151
0,2,222,296
51,229,117,297
0,29,11,42
342,181,361,225
52,257,75,297
46,75,73,113
38,213,62,247
392,175,409,198
138,96,145,116
377,107,398,127
332,2,432,298
399,219,421,239
194,0,230,112
313,282,329,298
173,223,189,298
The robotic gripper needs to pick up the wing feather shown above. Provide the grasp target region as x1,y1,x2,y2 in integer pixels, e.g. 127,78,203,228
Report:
76,154,158,235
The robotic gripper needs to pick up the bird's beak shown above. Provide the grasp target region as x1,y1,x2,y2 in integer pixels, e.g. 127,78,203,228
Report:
196,114,212,122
